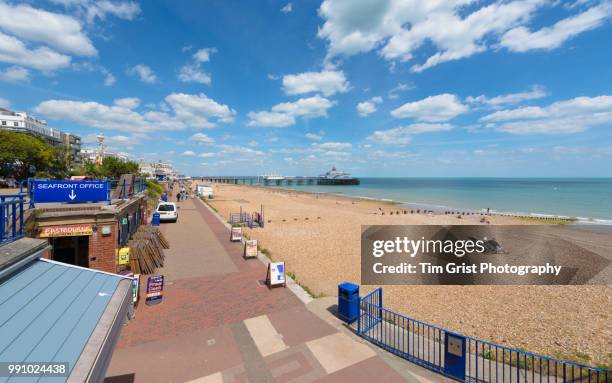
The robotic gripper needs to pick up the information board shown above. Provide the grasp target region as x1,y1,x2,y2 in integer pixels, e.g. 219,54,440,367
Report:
230,227,242,242
145,275,164,305
266,262,286,287
244,239,258,258
31,180,108,203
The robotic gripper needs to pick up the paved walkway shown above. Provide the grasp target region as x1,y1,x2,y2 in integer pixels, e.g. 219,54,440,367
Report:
105,196,445,383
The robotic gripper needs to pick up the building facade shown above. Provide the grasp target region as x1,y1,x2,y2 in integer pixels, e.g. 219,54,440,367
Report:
0,107,81,160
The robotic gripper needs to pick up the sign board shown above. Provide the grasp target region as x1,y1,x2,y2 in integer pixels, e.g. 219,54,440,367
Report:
118,247,130,265
230,227,242,242
145,275,164,305
121,217,128,225
266,261,286,287
244,239,258,258
40,224,93,238
132,274,140,303
31,180,108,203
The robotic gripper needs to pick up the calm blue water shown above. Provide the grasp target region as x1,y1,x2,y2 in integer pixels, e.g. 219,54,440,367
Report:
275,178,612,222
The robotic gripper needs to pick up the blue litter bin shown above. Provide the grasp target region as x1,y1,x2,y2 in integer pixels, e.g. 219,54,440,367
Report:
152,212,160,226
338,282,359,323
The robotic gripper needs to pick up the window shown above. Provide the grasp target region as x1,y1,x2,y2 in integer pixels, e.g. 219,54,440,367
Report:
157,204,175,212
13,122,18,127
1,121,5,125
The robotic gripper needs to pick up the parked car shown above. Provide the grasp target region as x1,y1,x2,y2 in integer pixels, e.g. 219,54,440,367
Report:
156,202,178,222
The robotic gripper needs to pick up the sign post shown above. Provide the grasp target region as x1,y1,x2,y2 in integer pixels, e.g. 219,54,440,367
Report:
244,239,258,258
230,226,242,242
31,180,110,205
145,275,164,305
266,261,286,288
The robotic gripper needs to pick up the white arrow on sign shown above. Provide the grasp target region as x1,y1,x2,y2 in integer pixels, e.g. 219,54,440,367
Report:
68,190,77,201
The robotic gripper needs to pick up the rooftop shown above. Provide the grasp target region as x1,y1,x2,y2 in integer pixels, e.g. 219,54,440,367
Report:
0,238,132,381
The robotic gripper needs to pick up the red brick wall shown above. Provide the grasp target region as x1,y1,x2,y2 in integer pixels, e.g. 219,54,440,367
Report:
88,223,118,273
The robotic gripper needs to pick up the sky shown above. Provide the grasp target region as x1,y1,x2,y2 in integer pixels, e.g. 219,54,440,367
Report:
1,0,611,177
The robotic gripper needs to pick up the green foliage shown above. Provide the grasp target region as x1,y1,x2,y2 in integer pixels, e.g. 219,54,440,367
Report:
72,156,140,179
0,131,60,180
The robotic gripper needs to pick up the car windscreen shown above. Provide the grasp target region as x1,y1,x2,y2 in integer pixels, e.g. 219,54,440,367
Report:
157,204,175,212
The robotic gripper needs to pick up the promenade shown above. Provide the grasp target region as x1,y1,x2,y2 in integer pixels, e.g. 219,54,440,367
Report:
104,196,443,383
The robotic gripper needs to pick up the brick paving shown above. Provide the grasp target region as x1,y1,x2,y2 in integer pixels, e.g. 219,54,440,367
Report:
105,195,409,383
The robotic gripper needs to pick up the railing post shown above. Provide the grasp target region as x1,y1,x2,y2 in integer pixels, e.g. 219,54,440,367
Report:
11,201,17,239
0,204,5,243
357,295,362,335
19,195,23,238
378,288,383,320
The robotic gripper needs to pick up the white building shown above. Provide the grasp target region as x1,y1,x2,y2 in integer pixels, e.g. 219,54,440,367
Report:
0,107,81,160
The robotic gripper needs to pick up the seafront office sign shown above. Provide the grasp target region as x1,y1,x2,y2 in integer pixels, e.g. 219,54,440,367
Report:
31,180,109,204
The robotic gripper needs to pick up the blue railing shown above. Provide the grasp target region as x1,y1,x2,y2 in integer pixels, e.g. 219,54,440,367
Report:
358,288,610,383
0,194,25,245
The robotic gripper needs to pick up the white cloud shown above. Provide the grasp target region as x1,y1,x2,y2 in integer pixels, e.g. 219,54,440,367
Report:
104,72,116,86
178,64,211,84
248,140,258,147
388,83,414,99
467,85,547,107
317,0,604,71
182,150,196,156
0,1,96,56
51,0,141,23
128,64,157,83
282,70,349,96
368,123,453,145
247,111,295,128
391,94,468,122
34,92,235,133
247,95,335,127
190,132,215,144
166,93,236,128
193,47,216,63
113,97,140,109
199,152,215,158
305,132,323,140
0,97,10,108
313,142,352,150
0,31,71,71
481,95,612,134
357,96,383,117
281,3,293,13
178,47,216,84
0,66,30,82
500,3,612,52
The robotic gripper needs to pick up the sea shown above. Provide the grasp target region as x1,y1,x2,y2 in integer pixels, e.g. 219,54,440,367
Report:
273,178,612,224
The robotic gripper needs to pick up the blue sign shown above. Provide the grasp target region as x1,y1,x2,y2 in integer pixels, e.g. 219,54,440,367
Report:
31,180,109,203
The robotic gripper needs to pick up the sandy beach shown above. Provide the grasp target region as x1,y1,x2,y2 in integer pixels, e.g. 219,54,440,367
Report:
201,182,611,367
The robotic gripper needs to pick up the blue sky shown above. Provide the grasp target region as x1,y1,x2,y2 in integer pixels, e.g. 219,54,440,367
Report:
1,0,611,177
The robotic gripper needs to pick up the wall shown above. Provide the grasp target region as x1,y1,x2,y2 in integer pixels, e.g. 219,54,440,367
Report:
88,223,118,274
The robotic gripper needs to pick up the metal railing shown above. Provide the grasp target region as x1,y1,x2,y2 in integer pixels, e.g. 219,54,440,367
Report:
0,194,25,245
358,288,610,383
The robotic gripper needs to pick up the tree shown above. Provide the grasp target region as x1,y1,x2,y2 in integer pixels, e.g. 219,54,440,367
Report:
72,156,140,179
0,131,59,180
100,156,139,178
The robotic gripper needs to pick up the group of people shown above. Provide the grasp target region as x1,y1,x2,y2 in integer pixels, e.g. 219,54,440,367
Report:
176,185,190,201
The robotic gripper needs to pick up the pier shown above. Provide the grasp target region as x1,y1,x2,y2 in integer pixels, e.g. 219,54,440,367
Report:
196,176,358,186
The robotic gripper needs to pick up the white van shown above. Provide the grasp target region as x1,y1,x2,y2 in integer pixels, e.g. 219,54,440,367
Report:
156,202,178,222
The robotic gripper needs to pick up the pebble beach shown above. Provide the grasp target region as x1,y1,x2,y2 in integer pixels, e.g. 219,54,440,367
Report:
202,182,612,368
